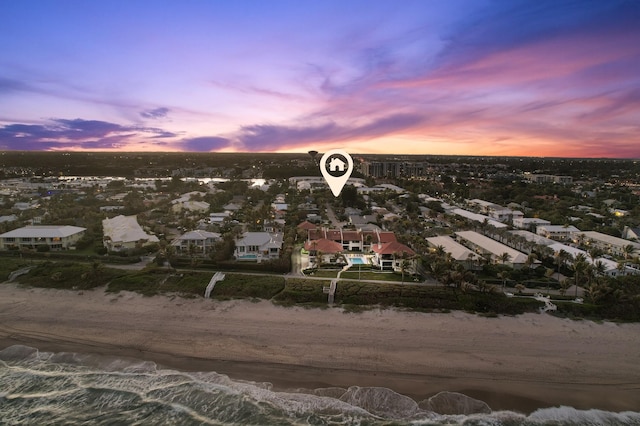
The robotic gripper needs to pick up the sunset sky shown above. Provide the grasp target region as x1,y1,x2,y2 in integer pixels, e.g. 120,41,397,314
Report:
1,0,639,158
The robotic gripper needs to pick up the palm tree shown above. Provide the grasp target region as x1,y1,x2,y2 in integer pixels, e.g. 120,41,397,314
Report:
554,249,571,281
316,250,324,269
572,253,589,298
499,252,512,265
525,253,537,269
430,261,449,286
622,244,635,260
593,259,607,277
399,253,411,283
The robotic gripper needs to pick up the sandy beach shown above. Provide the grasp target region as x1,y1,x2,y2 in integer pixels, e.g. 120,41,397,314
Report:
1,283,639,414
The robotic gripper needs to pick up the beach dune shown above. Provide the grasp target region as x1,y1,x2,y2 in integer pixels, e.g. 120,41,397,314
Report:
1,283,638,413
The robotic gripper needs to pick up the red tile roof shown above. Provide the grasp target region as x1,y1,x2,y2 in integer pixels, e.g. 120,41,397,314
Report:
297,221,317,230
304,238,343,253
342,231,361,241
371,241,415,256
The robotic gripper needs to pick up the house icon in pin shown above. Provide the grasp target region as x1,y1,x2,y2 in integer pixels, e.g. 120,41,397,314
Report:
328,157,347,172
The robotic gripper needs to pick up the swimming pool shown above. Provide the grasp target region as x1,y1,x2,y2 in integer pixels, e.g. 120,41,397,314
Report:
350,257,366,265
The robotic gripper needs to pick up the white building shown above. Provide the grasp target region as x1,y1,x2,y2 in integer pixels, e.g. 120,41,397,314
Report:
0,225,86,250
547,242,636,277
102,215,159,252
489,208,524,223
426,235,481,266
622,226,640,241
449,208,508,229
455,231,529,268
171,230,221,255
512,217,551,230
579,231,640,258
234,232,283,262
370,241,416,272
536,225,580,241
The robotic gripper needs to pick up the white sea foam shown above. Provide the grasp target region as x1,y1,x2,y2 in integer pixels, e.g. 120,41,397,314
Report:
2,345,640,426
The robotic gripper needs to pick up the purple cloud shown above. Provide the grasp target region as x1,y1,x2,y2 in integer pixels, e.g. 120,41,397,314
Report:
235,113,425,151
140,107,170,119
0,118,177,150
0,77,33,95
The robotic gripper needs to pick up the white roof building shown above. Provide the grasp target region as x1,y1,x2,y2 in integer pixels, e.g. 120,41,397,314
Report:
513,217,551,230
102,215,159,252
171,200,210,213
172,230,221,255
234,232,283,262
580,231,640,257
547,242,636,277
450,208,508,229
171,191,207,204
510,230,554,246
455,230,529,267
0,225,86,250
536,225,581,240
426,235,481,263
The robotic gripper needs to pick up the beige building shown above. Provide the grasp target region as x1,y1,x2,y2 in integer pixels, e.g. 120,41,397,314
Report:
102,215,159,252
0,225,86,250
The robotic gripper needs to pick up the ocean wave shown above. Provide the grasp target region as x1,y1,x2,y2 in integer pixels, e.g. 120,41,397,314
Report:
1,345,639,425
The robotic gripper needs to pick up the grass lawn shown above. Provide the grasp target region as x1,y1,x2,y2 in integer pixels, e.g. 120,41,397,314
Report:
304,269,412,282
304,270,339,278
339,270,412,282
107,270,286,299
16,261,125,290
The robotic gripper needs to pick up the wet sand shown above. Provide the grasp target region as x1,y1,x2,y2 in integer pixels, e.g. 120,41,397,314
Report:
1,283,639,413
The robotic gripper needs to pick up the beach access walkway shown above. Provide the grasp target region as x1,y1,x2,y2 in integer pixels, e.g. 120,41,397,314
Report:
204,272,225,298
323,264,352,305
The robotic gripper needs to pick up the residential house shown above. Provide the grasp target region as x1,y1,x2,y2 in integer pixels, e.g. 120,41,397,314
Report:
234,231,283,262
622,226,640,241
263,219,285,233
370,241,416,272
536,225,580,241
0,225,86,250
297,220,317,231
102,215,159,252
307,228,396,252
171,200,210,214
12,201,38,211
209,212,231,225
171,230,221,255
304,238,344,267
223,202,242,213
0,214,18,224
513,217,551,231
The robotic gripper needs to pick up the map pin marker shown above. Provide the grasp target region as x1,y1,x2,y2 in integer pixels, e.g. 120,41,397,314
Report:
320,149,353,197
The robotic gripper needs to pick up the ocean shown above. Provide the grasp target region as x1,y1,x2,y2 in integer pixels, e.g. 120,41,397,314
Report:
1,345,639,426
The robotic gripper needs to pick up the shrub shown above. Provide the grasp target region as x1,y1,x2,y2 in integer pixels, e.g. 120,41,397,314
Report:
272,278,330,305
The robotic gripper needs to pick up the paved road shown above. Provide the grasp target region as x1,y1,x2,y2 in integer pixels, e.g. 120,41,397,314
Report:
325,203,345,227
